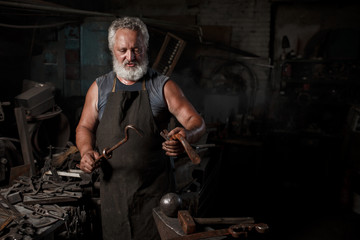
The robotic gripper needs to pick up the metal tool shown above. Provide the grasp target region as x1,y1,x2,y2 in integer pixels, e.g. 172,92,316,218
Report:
76,125,143,170
160,129,201,165
20,204,65,221
0,194,23,220
1,219,36,239
178,210,255,235
94,124,143,164
170,223,269,240
0,193,24,232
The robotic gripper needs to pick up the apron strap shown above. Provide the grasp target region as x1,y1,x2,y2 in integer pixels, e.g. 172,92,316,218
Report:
112,76,116,93
142,78,146,90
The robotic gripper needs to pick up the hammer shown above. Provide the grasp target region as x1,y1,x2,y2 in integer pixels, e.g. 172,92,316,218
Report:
160,129,201,165
171,223,269,240
178,210,255,235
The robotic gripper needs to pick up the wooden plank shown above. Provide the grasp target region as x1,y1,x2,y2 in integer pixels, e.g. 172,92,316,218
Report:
14,107,36,176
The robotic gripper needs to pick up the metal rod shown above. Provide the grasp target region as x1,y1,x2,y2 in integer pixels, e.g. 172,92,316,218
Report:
95,125,143,163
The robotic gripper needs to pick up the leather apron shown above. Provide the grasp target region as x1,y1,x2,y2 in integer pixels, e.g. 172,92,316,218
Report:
96,77,173,240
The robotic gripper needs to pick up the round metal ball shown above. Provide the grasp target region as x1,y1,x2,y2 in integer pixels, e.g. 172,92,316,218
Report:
159,192,182,218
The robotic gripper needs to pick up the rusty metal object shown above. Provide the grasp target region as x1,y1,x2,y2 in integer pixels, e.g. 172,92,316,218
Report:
178,210,255,235
160,129,201,165
22,194,80,205
172,134,200,165
1,219,36,239
0,175,82,239
178,210,196,235
170,223,269,240
0,193,24,233
20,204,65,221
3,176,83,205
7,192,23,205
0,215,14,232
94,124,143,164
0,194,22,219
194,216,254,226
153,206,266,240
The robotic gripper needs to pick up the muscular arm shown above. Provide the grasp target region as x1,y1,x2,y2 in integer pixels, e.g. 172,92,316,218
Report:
75,81,100,172
162,79,206,156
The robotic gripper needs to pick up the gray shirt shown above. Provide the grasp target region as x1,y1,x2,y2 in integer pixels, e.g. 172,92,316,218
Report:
96,69,171,129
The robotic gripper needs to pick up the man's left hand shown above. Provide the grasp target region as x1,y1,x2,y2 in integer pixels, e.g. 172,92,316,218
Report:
162,127,185,156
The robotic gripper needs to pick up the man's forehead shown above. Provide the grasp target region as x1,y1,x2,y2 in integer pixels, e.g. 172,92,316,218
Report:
115,29,144,45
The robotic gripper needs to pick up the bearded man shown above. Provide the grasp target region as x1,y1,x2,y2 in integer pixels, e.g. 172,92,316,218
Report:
75,17,206,240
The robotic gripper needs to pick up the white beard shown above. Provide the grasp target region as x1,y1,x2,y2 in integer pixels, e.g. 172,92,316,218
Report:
113,56,148,82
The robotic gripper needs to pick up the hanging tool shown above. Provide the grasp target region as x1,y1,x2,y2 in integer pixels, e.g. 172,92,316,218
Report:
94,124,143,164
160,129,201,165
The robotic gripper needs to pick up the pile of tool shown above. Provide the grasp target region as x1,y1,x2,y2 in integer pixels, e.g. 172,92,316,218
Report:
0,172,88,239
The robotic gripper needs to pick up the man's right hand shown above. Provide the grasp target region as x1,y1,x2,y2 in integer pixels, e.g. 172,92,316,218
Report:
79,150,100,173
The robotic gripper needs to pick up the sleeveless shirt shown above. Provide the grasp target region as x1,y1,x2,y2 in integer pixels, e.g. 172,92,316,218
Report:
96,69,171,129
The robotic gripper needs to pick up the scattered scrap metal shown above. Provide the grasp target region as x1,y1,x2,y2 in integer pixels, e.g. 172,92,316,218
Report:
0,145,92,239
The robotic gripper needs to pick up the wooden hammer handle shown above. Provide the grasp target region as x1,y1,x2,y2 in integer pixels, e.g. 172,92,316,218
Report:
178,210,255,235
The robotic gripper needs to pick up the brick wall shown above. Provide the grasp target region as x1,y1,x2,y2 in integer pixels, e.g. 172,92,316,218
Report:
197,0,271,58
116,0,272,58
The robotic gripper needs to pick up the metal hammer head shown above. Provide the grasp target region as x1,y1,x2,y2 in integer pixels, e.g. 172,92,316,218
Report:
178,210,196,234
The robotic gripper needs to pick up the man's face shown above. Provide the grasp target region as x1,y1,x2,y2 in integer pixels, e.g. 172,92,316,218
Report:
112,29,148,81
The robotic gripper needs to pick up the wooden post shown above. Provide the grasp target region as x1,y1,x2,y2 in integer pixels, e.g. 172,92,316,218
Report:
14,107,36,177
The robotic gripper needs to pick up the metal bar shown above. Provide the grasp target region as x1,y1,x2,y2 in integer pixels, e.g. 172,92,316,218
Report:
0,21,77,29
95,125,143,163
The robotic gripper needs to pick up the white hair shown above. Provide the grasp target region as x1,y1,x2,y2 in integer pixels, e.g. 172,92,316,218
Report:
108,16,149,54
